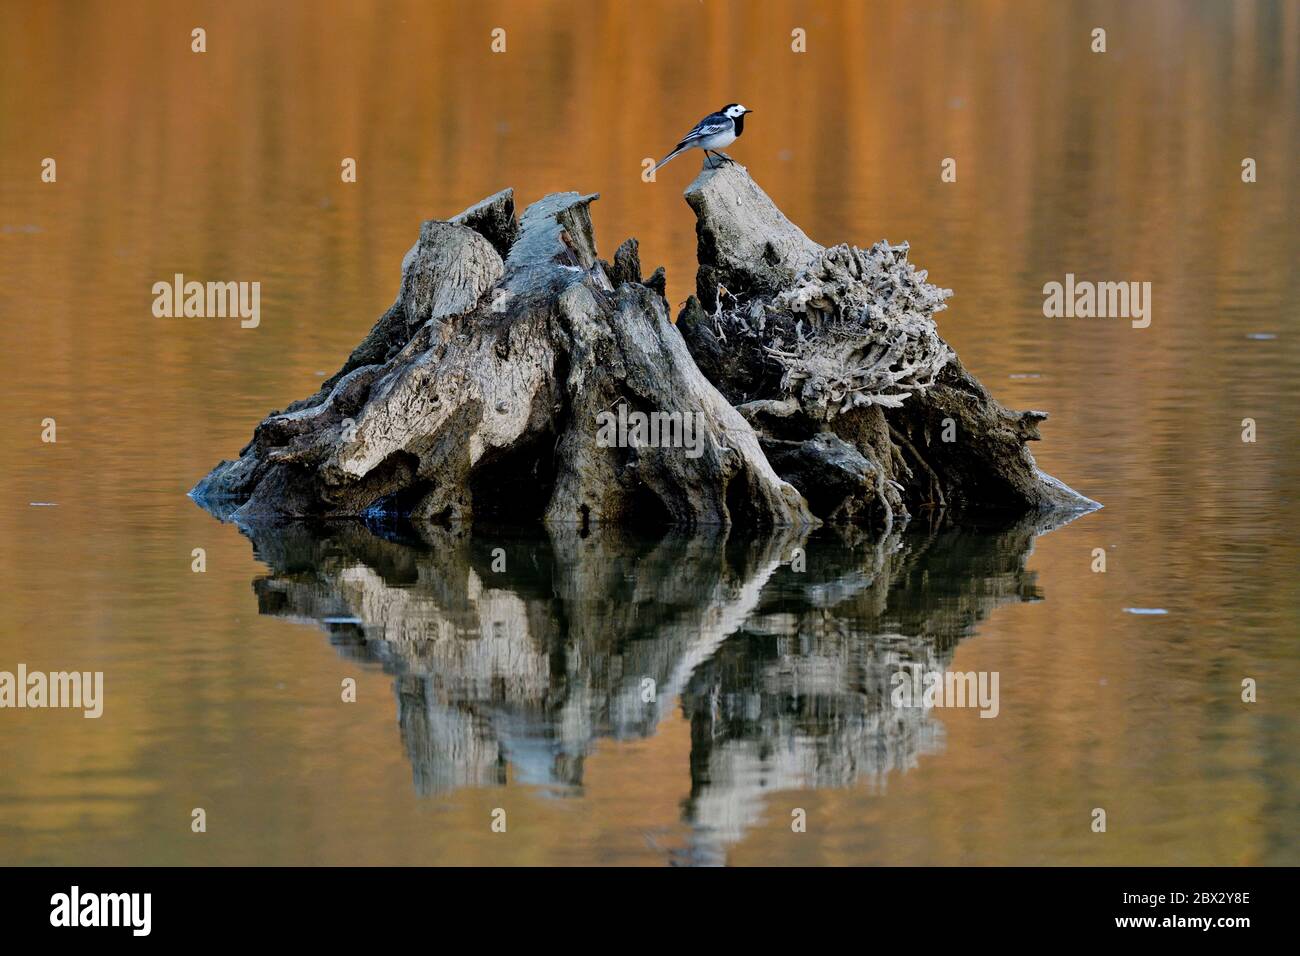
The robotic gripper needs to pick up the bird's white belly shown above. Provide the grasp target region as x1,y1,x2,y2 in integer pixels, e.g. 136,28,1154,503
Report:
698,129,737,150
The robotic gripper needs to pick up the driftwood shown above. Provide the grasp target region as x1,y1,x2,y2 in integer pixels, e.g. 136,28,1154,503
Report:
676,163,1097,527
193,162,1096,531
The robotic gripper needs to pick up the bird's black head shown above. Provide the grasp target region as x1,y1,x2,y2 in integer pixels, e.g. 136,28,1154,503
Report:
721,103,752,135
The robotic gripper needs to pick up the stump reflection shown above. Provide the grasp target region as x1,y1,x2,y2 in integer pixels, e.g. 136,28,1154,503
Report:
238,514,1063,859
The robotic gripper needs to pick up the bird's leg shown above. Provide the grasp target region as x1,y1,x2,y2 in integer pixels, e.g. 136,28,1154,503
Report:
715,151,735,165
703,149,720,168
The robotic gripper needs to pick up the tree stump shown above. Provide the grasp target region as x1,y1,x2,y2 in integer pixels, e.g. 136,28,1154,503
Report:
677,162,1098,526
194,164,1096,531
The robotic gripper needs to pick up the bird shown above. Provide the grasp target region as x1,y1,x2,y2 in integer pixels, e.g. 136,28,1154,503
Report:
653,103,753,173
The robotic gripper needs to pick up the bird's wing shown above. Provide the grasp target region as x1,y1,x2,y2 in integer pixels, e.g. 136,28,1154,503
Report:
653,112,731,172
677,112,731,147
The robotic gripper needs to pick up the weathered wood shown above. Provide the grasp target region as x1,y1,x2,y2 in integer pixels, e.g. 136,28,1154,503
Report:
676,162,1098,525
194,162,1095,531
194,182,812,529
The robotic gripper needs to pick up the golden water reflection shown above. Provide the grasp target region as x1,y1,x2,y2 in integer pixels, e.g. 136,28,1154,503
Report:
0,0,1296,865
242,517,1058,865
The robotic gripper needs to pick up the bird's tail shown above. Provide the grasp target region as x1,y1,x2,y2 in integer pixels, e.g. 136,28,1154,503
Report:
652,144,690,173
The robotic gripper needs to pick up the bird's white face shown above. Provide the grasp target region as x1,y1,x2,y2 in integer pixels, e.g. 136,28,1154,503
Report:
723,104,751,119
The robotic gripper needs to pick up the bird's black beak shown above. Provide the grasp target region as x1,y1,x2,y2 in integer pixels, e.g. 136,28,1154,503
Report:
744,108,754,114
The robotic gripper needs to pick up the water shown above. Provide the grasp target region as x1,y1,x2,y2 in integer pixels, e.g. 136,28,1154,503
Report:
0,0,1296,866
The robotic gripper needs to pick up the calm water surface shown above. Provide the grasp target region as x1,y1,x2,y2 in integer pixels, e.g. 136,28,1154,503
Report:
0,0,1296,865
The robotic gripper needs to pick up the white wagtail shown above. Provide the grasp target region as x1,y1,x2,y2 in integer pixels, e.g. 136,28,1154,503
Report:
653,103,753,173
